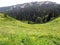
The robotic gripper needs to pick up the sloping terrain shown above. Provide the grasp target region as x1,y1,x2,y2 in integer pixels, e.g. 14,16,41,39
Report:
0,13,60,45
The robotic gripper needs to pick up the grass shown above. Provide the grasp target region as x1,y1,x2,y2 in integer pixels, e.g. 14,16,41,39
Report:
0,13,60,45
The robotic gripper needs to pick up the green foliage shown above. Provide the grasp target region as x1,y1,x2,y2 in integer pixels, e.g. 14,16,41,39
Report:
4,12,8,18
28,21,35,24
0,13,60,45
35,17,42,23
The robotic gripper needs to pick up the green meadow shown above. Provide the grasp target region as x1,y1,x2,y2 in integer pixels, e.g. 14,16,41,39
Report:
0,13,60,45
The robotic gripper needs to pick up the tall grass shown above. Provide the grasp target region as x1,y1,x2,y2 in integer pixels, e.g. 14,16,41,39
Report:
0,13,60,45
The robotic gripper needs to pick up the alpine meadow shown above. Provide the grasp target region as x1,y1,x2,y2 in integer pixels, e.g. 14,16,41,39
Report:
0,1,60,45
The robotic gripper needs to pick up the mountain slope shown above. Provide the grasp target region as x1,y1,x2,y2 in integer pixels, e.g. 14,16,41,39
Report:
0,1,60,24
0,13,60,45
7,1,60,23
0,1,57,12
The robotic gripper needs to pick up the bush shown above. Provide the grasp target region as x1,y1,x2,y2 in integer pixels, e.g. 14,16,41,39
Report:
28,21,35,24
35,17,42,23
4,12,7,17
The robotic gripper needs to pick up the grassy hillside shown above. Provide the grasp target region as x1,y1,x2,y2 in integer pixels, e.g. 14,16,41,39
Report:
0,13,60,45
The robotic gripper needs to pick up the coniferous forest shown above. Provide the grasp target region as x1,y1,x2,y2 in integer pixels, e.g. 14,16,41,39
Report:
6,1,60,23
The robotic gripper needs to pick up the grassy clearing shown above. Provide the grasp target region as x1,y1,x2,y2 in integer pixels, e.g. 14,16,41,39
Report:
0,13,60,45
